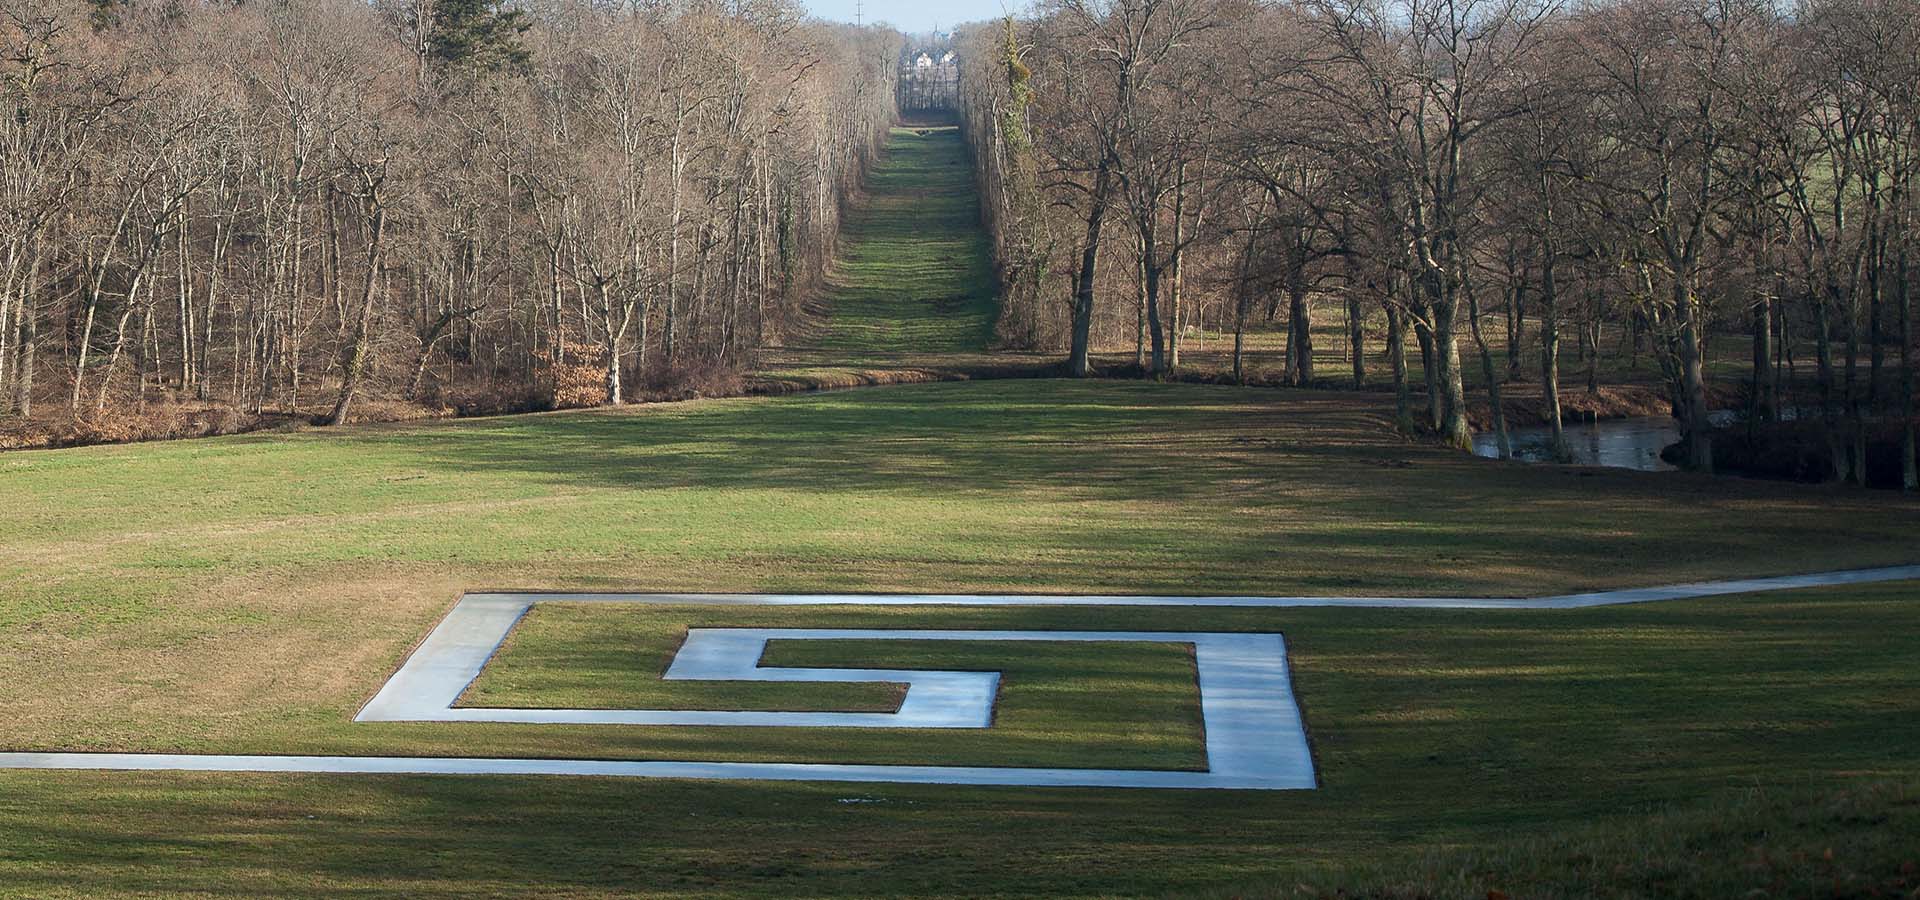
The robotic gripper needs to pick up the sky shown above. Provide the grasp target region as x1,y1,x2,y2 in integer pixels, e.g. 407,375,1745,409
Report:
804,0,1025,35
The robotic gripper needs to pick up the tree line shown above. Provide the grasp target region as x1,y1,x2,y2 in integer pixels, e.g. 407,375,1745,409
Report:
0,0,898,441
958,0,1919,488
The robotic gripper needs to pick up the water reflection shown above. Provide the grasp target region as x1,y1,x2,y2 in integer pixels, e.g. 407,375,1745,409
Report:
1475,409,1807,471
1474,416,1681,471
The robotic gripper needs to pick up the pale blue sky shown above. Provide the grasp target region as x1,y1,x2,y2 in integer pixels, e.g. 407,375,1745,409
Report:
805,0,1025,34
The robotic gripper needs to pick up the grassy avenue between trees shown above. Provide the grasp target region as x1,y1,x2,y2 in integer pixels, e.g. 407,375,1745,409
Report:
3,127,1918,897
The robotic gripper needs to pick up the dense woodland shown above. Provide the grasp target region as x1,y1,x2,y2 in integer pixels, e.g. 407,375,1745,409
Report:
0,0,897,442
958,0,1920,487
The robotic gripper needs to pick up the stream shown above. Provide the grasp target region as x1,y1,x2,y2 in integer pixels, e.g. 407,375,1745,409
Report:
1474,417,1682,471
1473,410,1755,471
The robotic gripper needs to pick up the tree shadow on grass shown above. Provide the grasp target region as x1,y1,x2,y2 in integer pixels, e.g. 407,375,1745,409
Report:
384,381,1407,501
374,380,1920,593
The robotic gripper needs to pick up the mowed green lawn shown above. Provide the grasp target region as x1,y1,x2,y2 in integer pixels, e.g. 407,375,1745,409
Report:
757,125,1023,383
793,126,996,357
462,610,1209,771
1,378,1919,895
1,584,1917,897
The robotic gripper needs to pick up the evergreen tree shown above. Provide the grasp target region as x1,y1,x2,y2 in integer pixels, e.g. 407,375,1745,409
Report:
429,0,530,74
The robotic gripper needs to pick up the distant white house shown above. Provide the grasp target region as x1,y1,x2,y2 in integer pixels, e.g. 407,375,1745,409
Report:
900,46,959,112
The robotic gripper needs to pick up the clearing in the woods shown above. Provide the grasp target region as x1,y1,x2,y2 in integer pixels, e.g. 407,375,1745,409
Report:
756,125,1011,387
1,121,1918,899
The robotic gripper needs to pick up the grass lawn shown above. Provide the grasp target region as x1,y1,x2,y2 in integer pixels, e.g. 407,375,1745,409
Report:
1,379,1918,897
9,378,1920,760
3,378,1918,752
758,125,1005,380
1,579,1916,896
460,606,1208,771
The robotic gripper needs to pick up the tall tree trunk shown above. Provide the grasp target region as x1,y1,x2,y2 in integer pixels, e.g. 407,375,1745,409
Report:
1900,252,1914,492
1167,249,1184,372
549,244,566,368
1133,235,1146,367
1771,279,1785,414
1466,272,1509,459
1342,240,1364,389
1896,219,1913,491
1427,271,1471,448
1437,318,1470,448
1539,253,1565,459
72,265,107,412
1845,259,1867,484
1143,238,1165,376
1584,318,1599,396
1751,271,1774,424
1813,292,1845,481
666,124,686,369
1673,279,1713,473
176,197,194,389
1415,312,1439,431
287,187,305,412
0,253,14,404
1347,287,1364,389
1283,241,1312,386
1387,300,1410,431
1232,290,1247,384
10,233,41,416
326,180,388,427
598,282,624,406
1167,166,1187,372
13,290,34,416
1866,208,1885,413
1068,161,1111,378
1231,208,1261,385
196,211,223,402
757,152,771,345
1505,249,1526,383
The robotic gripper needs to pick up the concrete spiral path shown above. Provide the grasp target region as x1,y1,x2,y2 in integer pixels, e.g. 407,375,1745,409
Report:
2,564,1915,790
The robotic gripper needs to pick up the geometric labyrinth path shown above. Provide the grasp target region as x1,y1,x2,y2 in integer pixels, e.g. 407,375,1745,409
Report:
359,594,1316,789
2,565,1916,789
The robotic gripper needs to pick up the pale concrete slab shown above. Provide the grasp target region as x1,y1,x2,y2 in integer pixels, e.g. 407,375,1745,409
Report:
455,563,1920,610
0,752,1281,789
1534,565,1920,608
